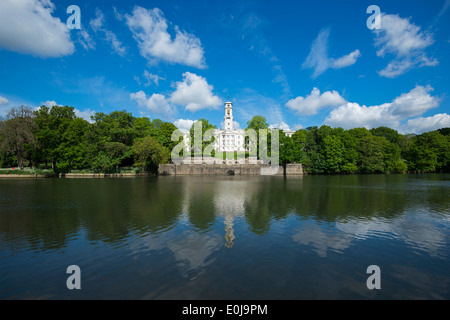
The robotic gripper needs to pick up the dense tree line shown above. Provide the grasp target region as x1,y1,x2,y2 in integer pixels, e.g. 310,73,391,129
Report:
0,105,177,173
278,123,450,174
0,106,449,174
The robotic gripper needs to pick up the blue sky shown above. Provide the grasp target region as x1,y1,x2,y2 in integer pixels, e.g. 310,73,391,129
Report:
0,0,449,134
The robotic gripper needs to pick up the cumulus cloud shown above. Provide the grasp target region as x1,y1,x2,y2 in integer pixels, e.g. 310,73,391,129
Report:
302,27,361,78
286,87,346,116
90,8,126,56
174,119,195,132
170,72,222,112
130,91,176,119
0,0,74,58
403,114,450,134
325,102,396,130
125,6,206,68
324,85,441,133
40,100,60,109
74,109,96,123
389,85,440,118
130,72,221,119
372,13,438,77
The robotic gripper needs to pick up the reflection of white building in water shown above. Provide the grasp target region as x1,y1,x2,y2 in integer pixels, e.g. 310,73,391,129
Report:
183,99,295,153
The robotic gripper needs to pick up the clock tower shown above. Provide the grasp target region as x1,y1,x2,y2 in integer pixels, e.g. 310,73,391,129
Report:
224,99,233,130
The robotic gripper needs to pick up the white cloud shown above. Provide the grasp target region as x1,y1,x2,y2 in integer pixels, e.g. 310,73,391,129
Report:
269,122,291,131
40,100,60,108
373,13,438,78
90,8,126,57
74,109,96,123
170,72,222,112
125,6,206,68
143,70,165,86
130,91,176,119
0,0,74,58
286,87,346,116
130,72,221,118
389,85,439,118
174,119,195,132
0,96,9,105
324,85,441,133
302,28,361,78
325,102,397,130
78,29,96,51
403,114,450,134
331,50,362,69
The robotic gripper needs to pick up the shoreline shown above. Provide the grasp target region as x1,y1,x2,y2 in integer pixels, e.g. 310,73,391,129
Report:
0,171,447,179
0,173,153,179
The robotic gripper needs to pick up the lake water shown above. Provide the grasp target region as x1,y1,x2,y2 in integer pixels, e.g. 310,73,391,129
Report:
0,174,449,299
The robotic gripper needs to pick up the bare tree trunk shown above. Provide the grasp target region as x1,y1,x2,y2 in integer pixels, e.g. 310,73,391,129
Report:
18,149,24,170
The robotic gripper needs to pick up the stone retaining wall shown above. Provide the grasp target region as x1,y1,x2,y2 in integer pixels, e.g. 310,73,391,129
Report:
158,163,303,176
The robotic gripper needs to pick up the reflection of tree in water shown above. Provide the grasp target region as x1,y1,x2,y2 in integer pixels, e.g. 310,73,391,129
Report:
224,215,236,248
242,175,413,231
0,174,447,253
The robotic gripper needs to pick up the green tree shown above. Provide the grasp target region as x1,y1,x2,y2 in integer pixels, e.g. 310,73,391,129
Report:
0,106,38,170
370,126,401,144
34,105,77,170
405,131,449,172
149,120,179,151
189,118,217,156
246,115,269,131
357,135,385,173
322,135,344,173
133,136,170,173
245,115,269,159
56,117,90,172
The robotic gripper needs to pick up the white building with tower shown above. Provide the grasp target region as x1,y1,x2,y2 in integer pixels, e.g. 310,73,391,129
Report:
182,99,294,153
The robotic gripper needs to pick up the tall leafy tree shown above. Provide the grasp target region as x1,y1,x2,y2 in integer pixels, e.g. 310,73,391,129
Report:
133,136,170,173
0,106,37,170
34,105,77,170
245,115,269,158
189,118,217,156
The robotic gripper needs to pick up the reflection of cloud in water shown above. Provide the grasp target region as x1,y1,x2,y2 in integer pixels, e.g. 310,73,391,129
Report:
168,231,223,279
294,208,449,258
213,180,249,216
129,230,223,280
335,209,449,258
292,221,354,257
390,265,450,299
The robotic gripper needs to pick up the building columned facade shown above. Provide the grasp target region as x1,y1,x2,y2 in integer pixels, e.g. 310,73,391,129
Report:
183,100,295,153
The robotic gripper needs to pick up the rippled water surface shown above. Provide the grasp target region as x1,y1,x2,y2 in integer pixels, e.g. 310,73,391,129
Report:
0,174,449,299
